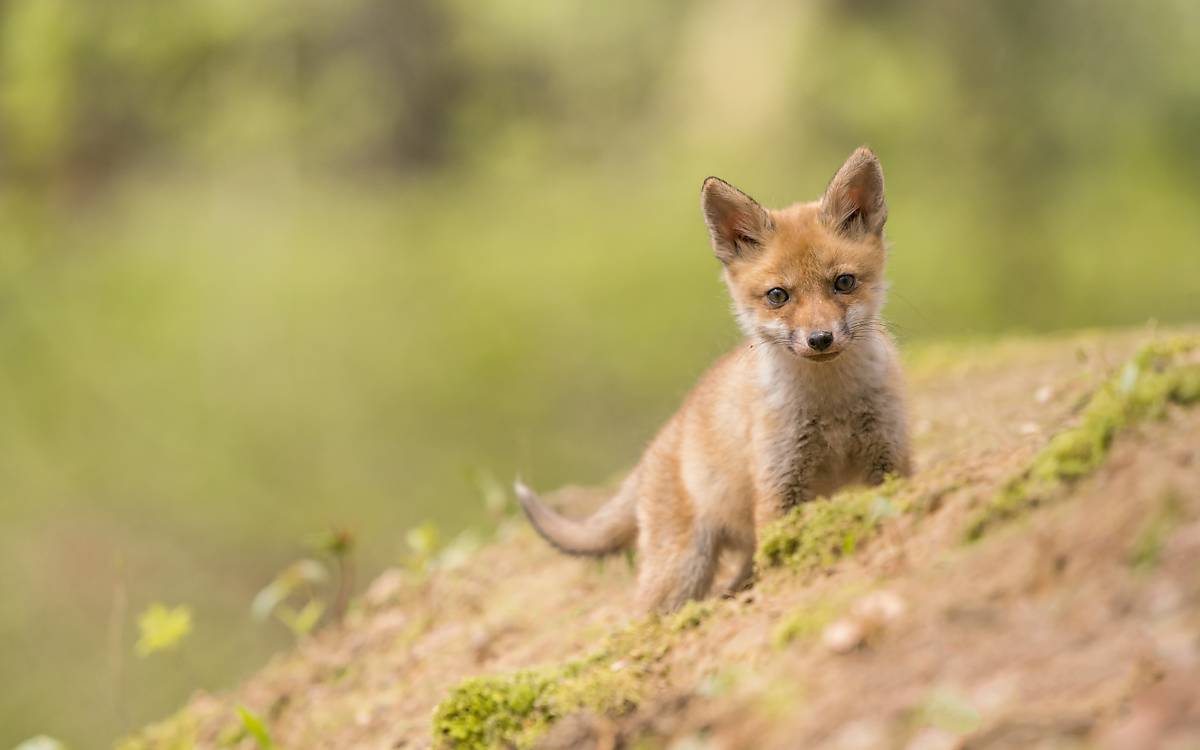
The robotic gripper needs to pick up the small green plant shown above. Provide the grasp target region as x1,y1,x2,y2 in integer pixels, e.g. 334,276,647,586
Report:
404,521,442,573
254,526,360,637
236,706,276,749
308,527,356,622
252,559,329,639
134,603,193,658
403,520,484,575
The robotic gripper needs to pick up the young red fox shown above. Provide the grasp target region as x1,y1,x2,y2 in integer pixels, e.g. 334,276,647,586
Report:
517,147,912,613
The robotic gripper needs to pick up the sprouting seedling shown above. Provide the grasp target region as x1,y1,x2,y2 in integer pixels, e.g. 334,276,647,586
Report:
252,559,329,639
134,603,193,658
312,527,354,558
236,706,275,749
404,521,441,573
401,520,484,575
309,527,356,623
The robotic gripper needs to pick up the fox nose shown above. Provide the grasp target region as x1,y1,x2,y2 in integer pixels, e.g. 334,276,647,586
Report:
807,330,834,352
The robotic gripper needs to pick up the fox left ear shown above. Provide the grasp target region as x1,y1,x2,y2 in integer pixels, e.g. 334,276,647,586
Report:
701,177,771,265
820,147,887,237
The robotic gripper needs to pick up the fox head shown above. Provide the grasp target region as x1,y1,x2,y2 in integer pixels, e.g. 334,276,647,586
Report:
701,147,890,363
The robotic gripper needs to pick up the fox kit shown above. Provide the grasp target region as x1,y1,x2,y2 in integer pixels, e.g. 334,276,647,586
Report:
517,147,911,613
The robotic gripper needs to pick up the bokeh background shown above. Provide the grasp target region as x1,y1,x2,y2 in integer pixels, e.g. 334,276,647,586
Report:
2,0,1198,745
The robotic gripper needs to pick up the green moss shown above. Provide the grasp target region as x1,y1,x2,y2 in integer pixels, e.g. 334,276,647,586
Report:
431,670,556,749
432,663,640,749
432,620,664,749
756,480,902,571
965,337,1200,541
668,600,712,632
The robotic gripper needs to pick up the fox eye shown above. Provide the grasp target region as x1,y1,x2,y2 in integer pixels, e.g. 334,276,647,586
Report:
765,287,789,306
833,274,857,293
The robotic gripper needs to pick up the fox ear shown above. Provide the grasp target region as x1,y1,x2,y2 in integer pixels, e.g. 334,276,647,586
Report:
820,147,887,237
701,177,771,264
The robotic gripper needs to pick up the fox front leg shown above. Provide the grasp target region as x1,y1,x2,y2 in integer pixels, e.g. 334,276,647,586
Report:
853,405,911,485
754,416,825,530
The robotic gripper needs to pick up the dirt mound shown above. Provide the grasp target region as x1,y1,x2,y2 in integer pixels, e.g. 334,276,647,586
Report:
121,329,1200,750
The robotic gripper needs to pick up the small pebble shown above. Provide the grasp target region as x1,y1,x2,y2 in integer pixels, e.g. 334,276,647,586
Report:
823,618,865,654
853,590,906,626
827,718,889,749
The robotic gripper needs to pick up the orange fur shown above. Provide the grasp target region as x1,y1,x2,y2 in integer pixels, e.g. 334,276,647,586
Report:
517,147,912,613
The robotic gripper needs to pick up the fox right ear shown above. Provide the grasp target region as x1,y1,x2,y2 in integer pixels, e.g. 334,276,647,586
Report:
820,147,887,238
701,177,771,264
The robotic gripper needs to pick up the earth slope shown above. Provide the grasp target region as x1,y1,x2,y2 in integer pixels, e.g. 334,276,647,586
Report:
123,329,1200,750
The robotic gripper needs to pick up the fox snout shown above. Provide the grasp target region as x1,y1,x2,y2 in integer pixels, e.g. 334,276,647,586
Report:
793,325,845,360
806,329,834,352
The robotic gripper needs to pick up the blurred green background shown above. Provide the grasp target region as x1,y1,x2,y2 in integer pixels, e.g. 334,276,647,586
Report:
1,0,1198,745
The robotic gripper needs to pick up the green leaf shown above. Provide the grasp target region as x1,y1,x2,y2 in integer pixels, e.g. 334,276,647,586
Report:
405,521,440,558
404,521,441,572
251,559,328,621
308,528,355,558
278,599,325,637
134,603,193,658
236,706,275,749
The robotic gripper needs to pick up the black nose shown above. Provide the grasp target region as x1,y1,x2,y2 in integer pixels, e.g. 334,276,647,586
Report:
807,330,834,352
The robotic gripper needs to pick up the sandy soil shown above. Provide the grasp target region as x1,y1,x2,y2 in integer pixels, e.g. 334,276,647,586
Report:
125,329,1200,750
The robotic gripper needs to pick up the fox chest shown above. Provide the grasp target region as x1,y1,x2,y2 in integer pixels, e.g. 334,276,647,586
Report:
760,409,868,502
808,416,862,493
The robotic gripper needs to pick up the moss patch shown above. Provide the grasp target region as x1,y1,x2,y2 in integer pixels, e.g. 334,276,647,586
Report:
432,617,681,749
431,670,557,750
433,664,643,750
965,337,1200,541
668,600,712,632
756,479,903,572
